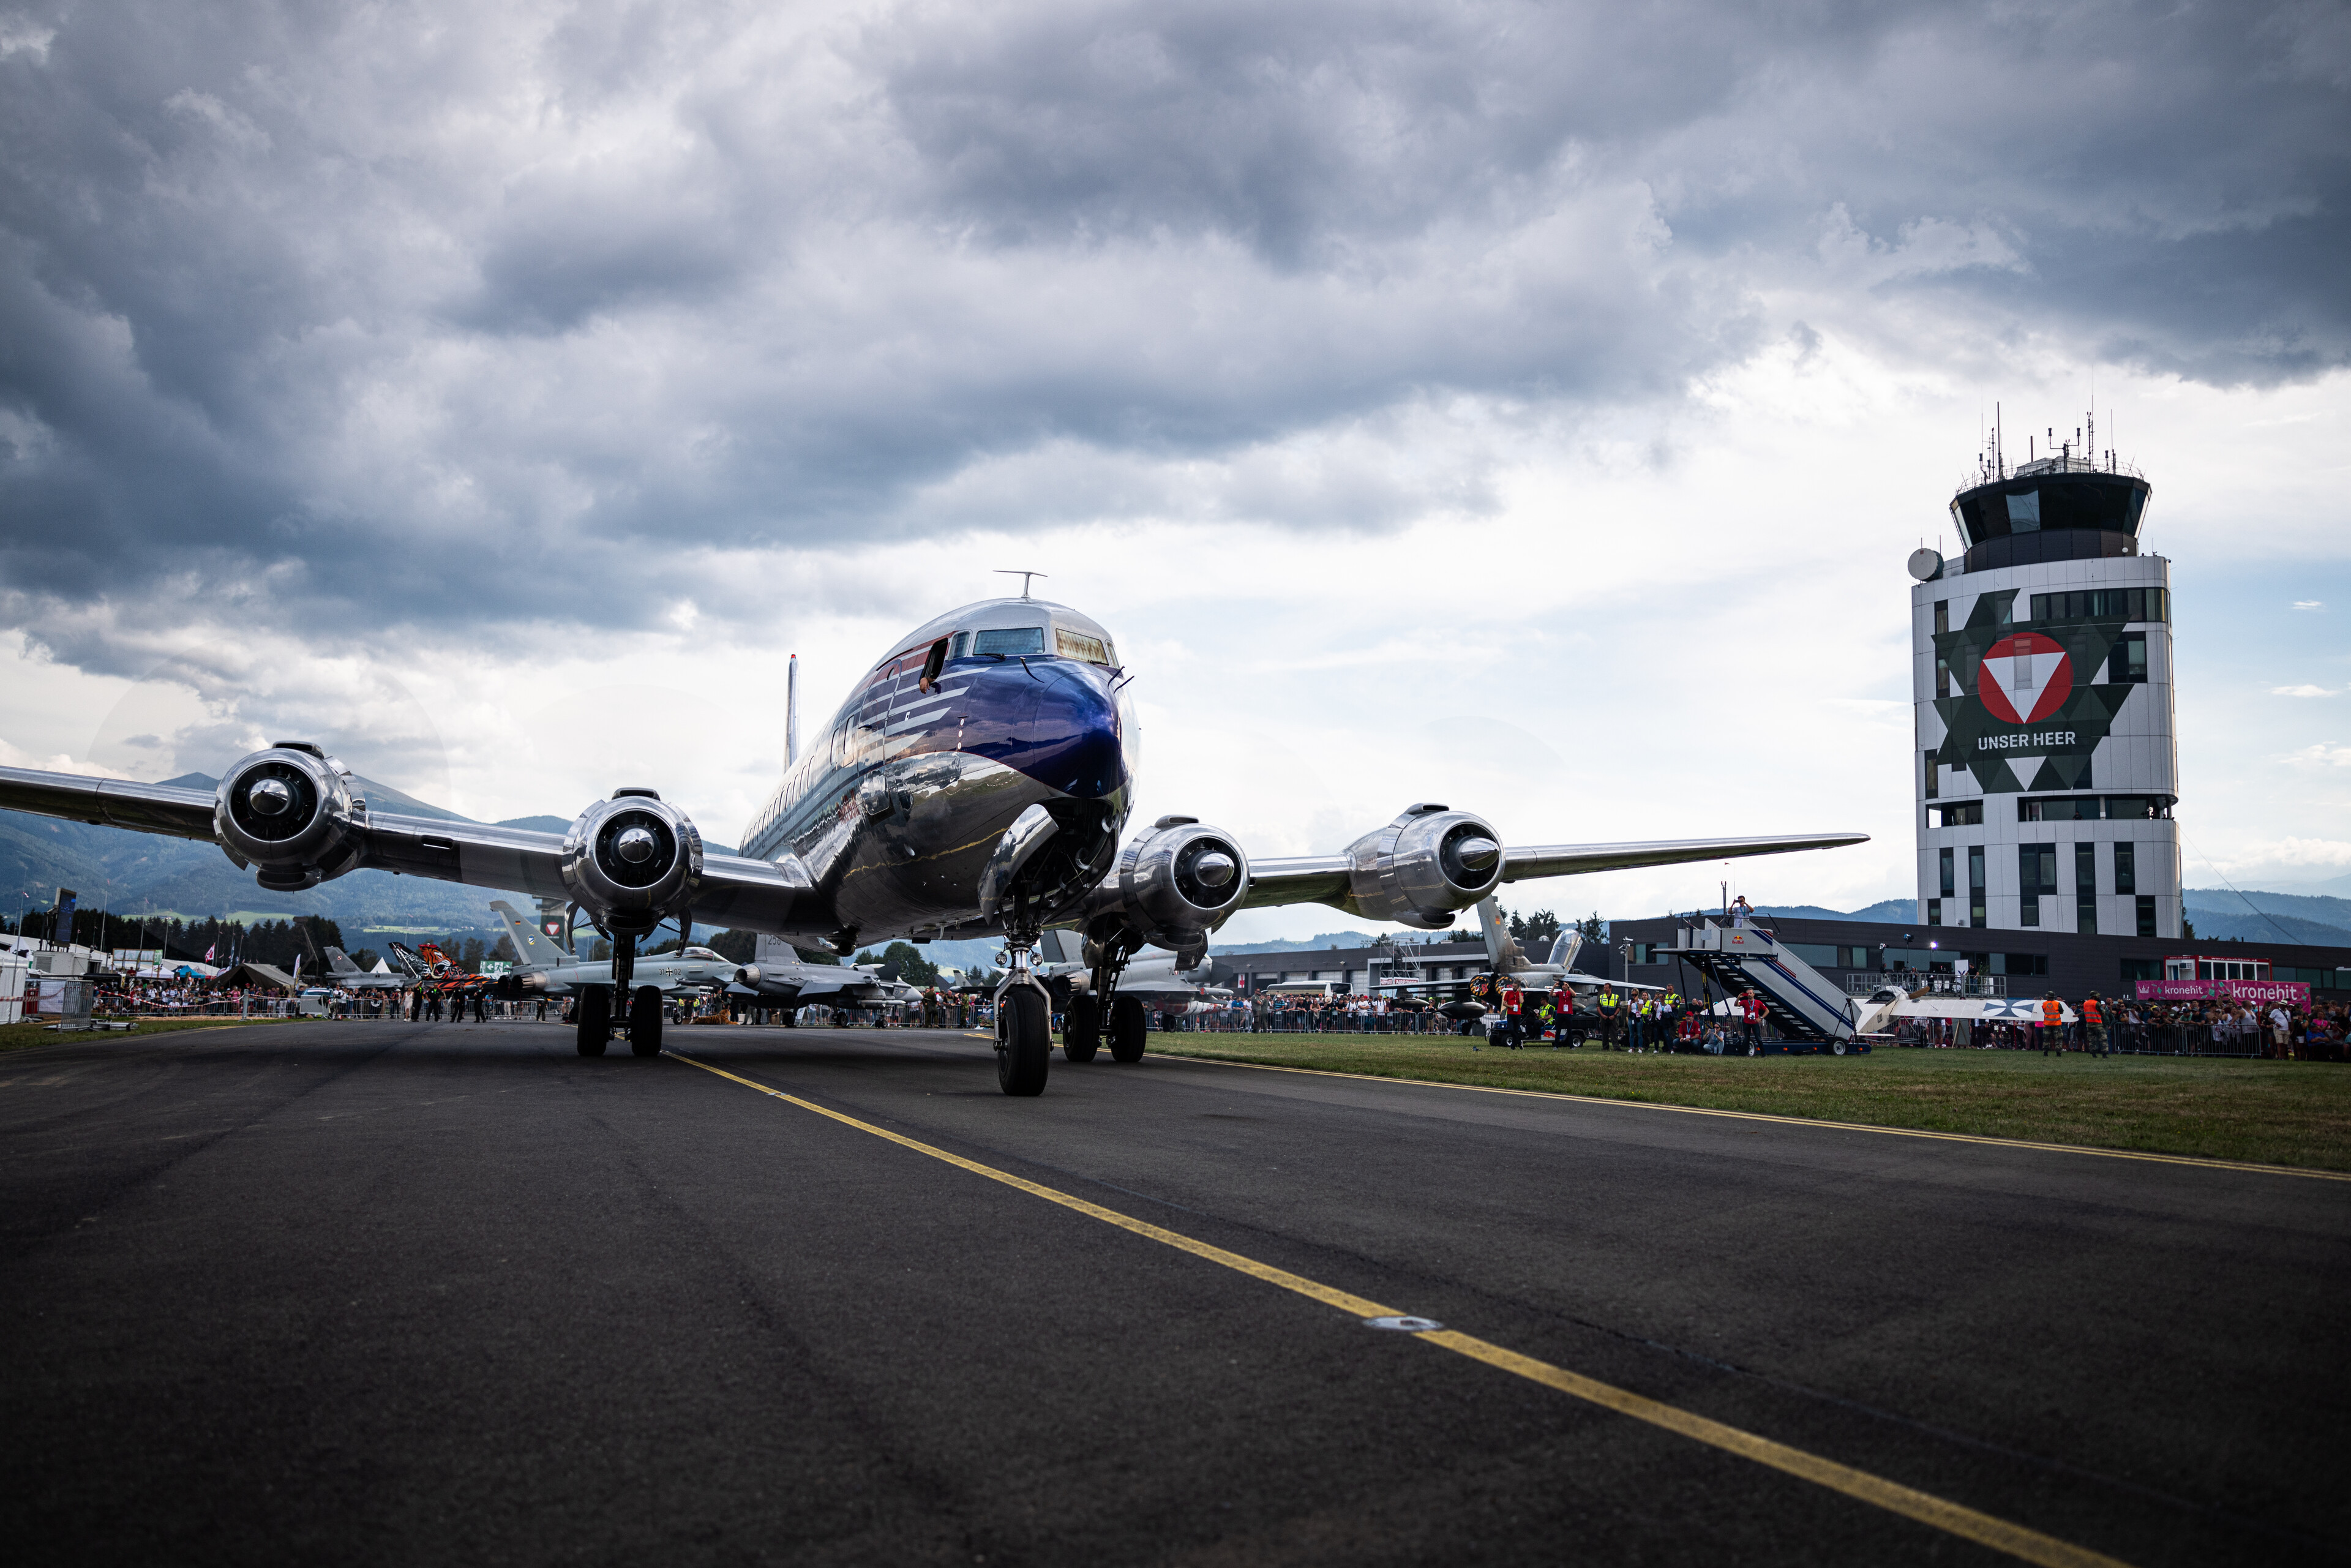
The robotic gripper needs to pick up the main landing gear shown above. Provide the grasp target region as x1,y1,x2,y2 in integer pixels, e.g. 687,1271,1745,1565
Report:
1061,939,1149,1066
574,926,668,1060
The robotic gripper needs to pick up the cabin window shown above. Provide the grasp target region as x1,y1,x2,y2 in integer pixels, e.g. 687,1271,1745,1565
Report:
972,627,1046,656
1055,627,1110,664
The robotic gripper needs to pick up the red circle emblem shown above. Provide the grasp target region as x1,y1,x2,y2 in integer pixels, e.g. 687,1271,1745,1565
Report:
1978,632,2074,725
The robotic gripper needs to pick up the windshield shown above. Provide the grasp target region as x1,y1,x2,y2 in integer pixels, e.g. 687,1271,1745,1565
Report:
682,947,726,961
972,626,1046,656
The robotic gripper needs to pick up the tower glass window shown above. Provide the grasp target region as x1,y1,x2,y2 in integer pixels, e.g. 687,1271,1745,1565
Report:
2135,895,2157,939
1939,847,1954,898
1924,752,1938,799
2018,844,2057,928
1968,846,1986,928
2075,843,2098,934
2114,841,2137,895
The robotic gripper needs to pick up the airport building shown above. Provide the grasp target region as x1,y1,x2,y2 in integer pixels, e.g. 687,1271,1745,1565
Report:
1604,416,2351,1007
1910,418,2180,939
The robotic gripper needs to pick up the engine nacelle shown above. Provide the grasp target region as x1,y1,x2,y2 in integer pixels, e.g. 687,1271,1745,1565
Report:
1076,816,1249,955
1343,803,1504,928
215,743,367,892
560,788,704,935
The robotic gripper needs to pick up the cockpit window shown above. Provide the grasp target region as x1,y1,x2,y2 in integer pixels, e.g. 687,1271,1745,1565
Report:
1054,628,1111,664
683,947,725,961
972,627,1046,656
948,632,969,658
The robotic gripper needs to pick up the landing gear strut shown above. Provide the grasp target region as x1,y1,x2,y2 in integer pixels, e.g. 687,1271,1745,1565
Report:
993,915,1052,1097
1088,937,1149,1064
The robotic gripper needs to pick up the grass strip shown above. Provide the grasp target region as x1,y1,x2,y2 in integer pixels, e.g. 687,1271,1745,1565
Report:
1147,1033,2351,1172
0,1016,292,1054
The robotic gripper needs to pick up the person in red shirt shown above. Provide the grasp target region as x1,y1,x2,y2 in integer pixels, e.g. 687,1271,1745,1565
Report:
1739,988,1765,1053
1501,981,1524,1049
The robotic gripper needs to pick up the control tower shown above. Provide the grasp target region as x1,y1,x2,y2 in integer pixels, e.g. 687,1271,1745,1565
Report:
1909,413,2180,940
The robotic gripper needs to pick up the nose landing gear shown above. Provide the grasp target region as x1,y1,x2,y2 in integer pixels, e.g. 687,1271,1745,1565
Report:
994,913,1053,1096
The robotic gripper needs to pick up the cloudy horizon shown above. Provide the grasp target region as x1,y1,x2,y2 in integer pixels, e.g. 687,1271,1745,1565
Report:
3,0,2346,936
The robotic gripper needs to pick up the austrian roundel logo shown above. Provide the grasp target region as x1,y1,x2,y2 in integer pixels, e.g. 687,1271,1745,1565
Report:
1977,632,2074,725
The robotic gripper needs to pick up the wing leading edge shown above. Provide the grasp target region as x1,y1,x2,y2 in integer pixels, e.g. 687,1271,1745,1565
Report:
1239,831,1868,914
0,763,817,934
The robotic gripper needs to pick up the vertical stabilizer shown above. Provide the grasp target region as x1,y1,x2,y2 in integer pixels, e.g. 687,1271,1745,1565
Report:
490,900,572,972
323,946,362,976
1473,897,1528,973
786,654,800,770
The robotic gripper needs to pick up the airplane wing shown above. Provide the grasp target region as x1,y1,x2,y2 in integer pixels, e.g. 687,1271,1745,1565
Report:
0,760,817,934
1240,832,1868,913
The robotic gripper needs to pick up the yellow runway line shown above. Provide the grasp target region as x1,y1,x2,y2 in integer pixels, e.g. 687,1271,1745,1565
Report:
1152,1052,2351,1182
668,1049,2134,1568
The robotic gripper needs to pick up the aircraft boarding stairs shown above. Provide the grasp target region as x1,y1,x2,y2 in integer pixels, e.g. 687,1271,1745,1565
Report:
1664,921,1870,1049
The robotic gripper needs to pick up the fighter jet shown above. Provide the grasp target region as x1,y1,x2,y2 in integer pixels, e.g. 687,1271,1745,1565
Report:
0,587,1864,1091
320,945,410,993
738,932,914,1013
487,901,756,1000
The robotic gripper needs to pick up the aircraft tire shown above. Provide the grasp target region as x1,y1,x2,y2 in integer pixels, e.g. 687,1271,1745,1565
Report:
997,987,1051,1097
1108,995,1147,1063
630,986,664,1056
577,986,611,1057
1063,994,1101,1062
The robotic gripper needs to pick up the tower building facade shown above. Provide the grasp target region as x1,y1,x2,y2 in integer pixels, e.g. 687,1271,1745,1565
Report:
1910,425,2180,940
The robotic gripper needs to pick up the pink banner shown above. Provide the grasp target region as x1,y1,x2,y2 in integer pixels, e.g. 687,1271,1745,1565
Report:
2134,979,2311,1005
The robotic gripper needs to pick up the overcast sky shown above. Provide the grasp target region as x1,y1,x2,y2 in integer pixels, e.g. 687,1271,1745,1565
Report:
2,0,2347,937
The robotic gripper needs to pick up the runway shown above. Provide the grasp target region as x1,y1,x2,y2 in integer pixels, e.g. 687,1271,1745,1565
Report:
2,1021,2342,1567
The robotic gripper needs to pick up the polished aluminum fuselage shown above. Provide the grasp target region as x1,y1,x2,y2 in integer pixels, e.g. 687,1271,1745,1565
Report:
741,601,1136,947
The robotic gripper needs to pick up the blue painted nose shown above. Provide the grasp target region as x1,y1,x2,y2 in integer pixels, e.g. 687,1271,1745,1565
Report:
964,659,1128,799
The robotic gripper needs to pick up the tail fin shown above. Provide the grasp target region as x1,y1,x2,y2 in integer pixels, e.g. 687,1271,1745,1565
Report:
323,946,362,976
490,900,572,972
1473,896,1528,973
786,654,800,771
386,940,426,977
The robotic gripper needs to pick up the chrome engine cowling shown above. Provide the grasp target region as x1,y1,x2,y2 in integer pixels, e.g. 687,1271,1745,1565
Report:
1343,803,1504,928
214,743,367,892
560,788,704,934
1076,815,1250,954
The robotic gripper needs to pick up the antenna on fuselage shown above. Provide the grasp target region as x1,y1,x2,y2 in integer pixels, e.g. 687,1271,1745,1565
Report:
785,654,800,771
993,569,1048,599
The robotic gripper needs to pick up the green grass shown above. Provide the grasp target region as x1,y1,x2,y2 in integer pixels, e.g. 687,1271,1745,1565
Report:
0,1016,291,1054
1147,1033,2351,1172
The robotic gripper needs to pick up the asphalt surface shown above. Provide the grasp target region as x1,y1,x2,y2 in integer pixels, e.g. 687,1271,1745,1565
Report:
2,1020,2345,1567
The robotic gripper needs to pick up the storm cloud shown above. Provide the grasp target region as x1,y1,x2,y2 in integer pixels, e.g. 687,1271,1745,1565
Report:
0,0,2345,663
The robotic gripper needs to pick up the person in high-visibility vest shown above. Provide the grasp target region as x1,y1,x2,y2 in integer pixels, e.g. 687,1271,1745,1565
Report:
2082,993,2106,1057
1597,986,1621,1049
2040,993,2065,1056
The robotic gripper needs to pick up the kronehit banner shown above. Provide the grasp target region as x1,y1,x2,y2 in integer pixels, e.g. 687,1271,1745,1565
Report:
2133,980,2310,1005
